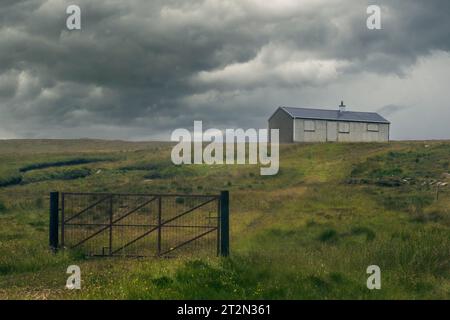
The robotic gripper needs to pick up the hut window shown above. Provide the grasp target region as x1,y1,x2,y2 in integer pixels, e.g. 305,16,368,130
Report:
339,122,350,133
304,120,315,132
367,124,379,132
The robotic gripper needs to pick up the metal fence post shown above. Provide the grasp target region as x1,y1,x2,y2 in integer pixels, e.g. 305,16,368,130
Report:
109,195,113,256
216,197,220,256
157,196,162,256
220,190,229,257
61,193,65,248
49,192,59,252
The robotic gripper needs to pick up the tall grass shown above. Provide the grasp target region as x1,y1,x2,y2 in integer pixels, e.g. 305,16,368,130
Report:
0,140,449,299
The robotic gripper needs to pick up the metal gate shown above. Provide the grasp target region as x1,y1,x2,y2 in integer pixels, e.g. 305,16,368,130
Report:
49,191,229,257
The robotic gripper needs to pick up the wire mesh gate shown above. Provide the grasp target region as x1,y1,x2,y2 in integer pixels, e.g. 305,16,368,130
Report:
49,191,229,257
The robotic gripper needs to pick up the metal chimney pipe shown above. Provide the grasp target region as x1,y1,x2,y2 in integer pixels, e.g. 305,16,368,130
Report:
339,101,346,113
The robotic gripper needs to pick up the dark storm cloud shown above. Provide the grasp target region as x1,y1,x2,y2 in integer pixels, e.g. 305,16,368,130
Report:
0,0,449,139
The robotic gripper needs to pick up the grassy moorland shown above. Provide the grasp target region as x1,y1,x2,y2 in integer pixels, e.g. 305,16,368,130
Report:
0,139,449,299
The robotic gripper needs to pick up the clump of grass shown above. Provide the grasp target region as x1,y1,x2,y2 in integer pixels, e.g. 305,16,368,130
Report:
151,276,173,288
266,228,297,239
306,219,318,227
307,275,330,293
318,229,339,243
350,226,376,241
410,210,444,224
34,197,44,209
0,201,6,213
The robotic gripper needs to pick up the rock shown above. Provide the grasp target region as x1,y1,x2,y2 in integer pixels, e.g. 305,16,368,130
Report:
441,173,450,179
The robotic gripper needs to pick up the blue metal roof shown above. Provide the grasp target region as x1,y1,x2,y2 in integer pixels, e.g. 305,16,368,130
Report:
280,107,390,124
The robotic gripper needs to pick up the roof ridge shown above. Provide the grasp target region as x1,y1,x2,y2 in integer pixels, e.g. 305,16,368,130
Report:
282,106,380,115
278,106,390,124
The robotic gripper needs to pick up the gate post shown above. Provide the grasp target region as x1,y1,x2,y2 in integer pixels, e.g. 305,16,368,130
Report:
49,192,59,252
220,190,229,257
157,196,162,256
109,195,113,256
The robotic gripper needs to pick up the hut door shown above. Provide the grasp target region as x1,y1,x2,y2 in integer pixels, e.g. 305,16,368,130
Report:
326,121,337,142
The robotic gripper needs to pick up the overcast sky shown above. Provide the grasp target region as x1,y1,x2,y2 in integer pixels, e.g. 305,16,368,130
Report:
0,0,449,140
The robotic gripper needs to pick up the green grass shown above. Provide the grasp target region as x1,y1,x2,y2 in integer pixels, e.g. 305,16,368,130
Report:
0,140,449,299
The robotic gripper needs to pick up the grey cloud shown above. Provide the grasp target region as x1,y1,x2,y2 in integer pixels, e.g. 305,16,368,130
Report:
377,105,410,118
0,0,449,139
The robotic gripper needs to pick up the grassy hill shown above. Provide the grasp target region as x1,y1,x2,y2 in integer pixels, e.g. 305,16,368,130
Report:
0,140,449,299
